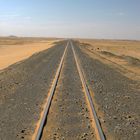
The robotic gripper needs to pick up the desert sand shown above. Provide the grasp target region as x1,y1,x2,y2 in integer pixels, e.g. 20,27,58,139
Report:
80,39,140,58
79,39,140,80
0,37,60,70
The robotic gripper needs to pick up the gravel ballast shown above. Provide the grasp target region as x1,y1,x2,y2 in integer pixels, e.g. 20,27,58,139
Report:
74,41,140,140
0,41,66,140
41,43,96,140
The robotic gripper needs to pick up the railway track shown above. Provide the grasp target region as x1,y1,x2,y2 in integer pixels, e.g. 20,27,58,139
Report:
33,41,105,140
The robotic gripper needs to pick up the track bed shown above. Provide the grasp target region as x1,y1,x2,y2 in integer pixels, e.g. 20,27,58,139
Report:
41,44,96,140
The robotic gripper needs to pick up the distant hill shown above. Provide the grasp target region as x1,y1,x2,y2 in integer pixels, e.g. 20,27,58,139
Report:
8,35,18,38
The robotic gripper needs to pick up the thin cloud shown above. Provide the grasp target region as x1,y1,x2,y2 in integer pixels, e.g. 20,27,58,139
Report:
106,12,125,16
116,12,125,16
0,14,20,18
24,16,31,20
0,14,31,22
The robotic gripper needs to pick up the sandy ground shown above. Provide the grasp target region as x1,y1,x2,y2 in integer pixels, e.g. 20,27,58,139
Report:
79,39,140,58
79,39,140,80
0,40,139,139
0,37,60,70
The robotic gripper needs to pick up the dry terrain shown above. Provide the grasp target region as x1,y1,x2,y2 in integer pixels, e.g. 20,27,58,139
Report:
79,39,140,80
0,37,60,70
75,40,140,139
0,40,66,139
0,39,139,140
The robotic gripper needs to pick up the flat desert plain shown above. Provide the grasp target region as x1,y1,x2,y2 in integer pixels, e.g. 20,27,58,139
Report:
79,39,140,80
0,37,60,70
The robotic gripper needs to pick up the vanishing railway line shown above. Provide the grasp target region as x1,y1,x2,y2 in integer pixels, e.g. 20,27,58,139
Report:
33,41,105,140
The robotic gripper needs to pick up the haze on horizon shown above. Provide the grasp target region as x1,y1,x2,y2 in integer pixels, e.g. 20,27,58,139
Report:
0,0,140,40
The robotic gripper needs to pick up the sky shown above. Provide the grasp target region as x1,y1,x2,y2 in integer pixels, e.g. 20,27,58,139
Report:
0,0,140,40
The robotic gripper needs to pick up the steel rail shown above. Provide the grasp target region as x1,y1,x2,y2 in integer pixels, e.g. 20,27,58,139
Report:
71,41,105,140
34,42,68,140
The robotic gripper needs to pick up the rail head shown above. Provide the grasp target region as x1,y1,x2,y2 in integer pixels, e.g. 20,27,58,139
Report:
32,40,105,140
33,42,69,140
70,41,105,140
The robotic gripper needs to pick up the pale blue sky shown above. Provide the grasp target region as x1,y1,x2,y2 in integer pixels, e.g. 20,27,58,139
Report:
0,0,140,40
